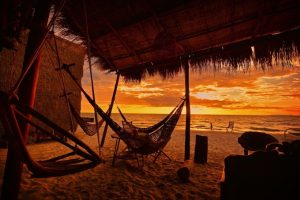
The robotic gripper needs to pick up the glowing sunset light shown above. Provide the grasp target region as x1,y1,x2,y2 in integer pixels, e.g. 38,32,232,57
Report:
80,65,300,115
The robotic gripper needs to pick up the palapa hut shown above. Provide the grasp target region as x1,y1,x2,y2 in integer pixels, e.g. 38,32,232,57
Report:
0,31,85,144
57,0,300,159
0,0,300,199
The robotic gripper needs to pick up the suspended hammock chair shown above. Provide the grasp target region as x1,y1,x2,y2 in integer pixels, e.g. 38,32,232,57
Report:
63,66,185,161
68,101,107,136
0,91,102,178
117,101,179,134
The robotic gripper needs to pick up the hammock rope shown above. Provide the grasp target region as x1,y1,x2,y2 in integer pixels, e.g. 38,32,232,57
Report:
51,23,76,133
82,0,101,155
100,72,120,147
44,28,76,135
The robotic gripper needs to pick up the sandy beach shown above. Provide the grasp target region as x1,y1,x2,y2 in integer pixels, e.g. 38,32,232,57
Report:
0,129,285,200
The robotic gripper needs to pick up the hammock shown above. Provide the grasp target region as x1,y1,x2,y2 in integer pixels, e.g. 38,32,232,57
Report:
64,67,185,155
96,95,184,155
68,101,106,136
117,102,179,134
131,99,185,155
0,91,102,178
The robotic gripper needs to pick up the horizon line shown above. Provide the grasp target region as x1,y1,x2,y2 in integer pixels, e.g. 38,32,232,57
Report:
80,112,300,116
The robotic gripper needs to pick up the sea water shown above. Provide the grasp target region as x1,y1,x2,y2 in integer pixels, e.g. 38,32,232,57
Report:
81,113,300,134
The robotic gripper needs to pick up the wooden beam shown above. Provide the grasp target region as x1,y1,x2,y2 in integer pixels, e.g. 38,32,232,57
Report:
183,58,190,161
100,72,120,147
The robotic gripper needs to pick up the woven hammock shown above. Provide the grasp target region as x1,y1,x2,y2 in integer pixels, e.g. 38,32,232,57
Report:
117,101,180,134
68,101,106,136
132,99,185,154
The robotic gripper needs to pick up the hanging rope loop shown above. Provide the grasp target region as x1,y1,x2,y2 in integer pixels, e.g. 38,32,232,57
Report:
82,0,101,155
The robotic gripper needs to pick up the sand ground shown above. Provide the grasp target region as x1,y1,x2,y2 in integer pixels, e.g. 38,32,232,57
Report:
0,129,285,200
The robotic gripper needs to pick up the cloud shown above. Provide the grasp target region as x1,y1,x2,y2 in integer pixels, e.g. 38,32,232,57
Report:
281,94,300,99
190,96,240,108
228,105,283,110
80,62,300,114
119,85,163,93
283,107,300,115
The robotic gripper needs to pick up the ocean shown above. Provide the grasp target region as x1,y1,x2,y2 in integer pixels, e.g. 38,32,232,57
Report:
81,113,300,134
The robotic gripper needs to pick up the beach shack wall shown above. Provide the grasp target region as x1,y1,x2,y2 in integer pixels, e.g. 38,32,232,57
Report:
0,31,85,144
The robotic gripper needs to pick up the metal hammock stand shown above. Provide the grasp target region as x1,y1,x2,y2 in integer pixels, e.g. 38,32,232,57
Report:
0,91,102,178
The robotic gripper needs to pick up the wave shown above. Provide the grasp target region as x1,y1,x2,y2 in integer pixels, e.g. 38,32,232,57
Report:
82,113,300,134
249,127,282,133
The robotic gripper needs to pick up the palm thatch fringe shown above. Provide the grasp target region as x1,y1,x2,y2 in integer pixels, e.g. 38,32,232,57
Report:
119,67,146,82
190,40,252,73
121,28,300,81
254,28,300,69
119,57,183,82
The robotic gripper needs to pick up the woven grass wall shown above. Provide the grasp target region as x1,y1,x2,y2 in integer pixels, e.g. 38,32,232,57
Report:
0,30,85,144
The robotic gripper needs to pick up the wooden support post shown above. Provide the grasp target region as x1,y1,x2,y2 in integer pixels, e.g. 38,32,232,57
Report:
1,2,51,200
100,72,120,147
183,59,190,161
194,135,208,164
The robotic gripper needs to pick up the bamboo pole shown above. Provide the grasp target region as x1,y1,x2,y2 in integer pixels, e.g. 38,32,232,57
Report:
183,59,191,160
1,2,51,199
100,72,120,147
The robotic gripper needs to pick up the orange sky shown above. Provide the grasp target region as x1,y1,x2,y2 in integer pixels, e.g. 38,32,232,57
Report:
80,64,300,115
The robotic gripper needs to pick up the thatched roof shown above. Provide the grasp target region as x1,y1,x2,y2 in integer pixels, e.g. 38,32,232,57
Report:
57,0,300,81
1,0,300,81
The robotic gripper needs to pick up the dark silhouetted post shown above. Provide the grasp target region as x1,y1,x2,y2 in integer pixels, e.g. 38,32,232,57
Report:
183,59,190,160
101,72,120,147
1,2,51,200
194,135,208,164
